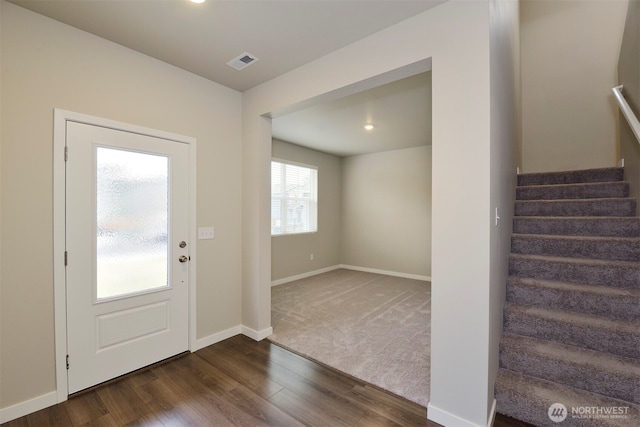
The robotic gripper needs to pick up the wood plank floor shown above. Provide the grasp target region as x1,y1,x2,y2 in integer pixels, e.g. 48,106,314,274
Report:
2,335,531,426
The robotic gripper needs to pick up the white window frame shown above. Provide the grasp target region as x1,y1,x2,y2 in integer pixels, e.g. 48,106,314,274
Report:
271,158,318,236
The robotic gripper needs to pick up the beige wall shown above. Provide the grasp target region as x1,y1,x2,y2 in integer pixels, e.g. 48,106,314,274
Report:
618,0,640,202
488,0,520,414
521,0,627,173
341,146,431,277
271,139,341,281
271,142,431,282
241,1,514,425
1,1,242,409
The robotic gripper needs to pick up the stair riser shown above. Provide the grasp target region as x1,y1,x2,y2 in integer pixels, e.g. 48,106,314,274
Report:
503,310,640,359
496,370,640,427
517,183,629,201
506,282,640,322
509,256,640,289
511,236,640,262
518,167,624,186
515,199,637,217
500,353,640,404
513,217,640,237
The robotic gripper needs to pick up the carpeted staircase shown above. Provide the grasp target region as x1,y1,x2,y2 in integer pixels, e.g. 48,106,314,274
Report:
495,167,640,426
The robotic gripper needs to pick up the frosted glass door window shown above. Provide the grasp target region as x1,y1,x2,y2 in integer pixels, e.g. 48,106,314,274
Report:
96,147,169,300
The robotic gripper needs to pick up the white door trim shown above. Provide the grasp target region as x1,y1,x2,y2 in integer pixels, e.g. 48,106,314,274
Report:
53,109,197,403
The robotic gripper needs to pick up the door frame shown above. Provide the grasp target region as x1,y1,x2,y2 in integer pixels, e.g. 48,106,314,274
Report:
53,109,197,402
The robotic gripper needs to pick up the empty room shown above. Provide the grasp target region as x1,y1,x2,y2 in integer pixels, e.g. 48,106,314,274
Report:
269,72,432,407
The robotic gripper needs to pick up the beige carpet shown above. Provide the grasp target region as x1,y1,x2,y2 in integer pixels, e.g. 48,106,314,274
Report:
269,268,430,407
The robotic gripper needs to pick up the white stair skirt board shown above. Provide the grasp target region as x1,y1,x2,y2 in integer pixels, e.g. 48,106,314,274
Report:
427,399,497,427
272,264,430,287
0,391,58,424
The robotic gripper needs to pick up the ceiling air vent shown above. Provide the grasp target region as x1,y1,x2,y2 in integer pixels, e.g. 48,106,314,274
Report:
227,52,259,71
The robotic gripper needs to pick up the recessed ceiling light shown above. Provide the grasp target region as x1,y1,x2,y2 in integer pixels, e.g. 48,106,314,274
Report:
190,0,206,4
364,124,374,130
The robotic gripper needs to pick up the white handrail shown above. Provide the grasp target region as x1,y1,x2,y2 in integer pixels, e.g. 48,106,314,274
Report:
612,85,640,144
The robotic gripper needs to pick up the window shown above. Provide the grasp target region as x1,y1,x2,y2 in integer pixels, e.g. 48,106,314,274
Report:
271,159,317,235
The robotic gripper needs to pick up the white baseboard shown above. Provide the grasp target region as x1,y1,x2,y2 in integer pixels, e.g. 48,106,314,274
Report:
428,403,481,427
0,391,58,424
271,265,341,286
193,323,273,349
272,264,430,286
241,325,273,341
487,399,497,427
340,264,430,282
426,400,496,427
192,325,242,352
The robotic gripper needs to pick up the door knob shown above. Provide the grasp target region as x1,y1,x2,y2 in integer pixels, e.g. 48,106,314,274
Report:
179,255,188,263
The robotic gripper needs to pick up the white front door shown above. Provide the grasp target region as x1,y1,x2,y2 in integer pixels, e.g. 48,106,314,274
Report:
65,121,190,394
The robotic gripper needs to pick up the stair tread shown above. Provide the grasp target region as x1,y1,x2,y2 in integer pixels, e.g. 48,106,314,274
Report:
516,182,630,201
517,167,624,186
504,302,640,332
506,276,640,322
515,197,636,203
507,276,640,297
501,333,640,373
511,234,640,261
510,252,640,267
514,198,637,217
513,233,640,243
518,182,629,190
496,369,640,426
513,216,640,236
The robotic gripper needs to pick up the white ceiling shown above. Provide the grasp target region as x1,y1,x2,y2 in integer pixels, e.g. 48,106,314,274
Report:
10,0,438,156
272,71,432,157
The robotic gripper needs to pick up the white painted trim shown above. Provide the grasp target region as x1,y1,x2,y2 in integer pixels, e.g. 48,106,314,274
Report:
427,402,485,427
53,109,197,404
271,265,341,286
487,399,497,427
192,325,242,352
53,109,69,403
0,391,58,424
188,132,198,353
241,325,273,341
271,264,430,287
339,264,431,282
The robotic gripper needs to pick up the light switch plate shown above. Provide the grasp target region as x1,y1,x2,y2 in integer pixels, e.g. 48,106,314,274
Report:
198,227,214,239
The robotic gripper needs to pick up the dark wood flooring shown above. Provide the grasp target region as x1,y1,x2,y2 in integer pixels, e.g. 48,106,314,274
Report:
3,335,531,426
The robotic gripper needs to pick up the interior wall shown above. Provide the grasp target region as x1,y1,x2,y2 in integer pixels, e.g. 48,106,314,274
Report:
341,146,431,277
521,0,628,173
242,1,497,425
618,0,640,202
488,0,520,417
271,139,342,281
1,1,242,410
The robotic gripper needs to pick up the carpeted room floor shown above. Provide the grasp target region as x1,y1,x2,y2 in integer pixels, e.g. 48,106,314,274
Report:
269,268,431,407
